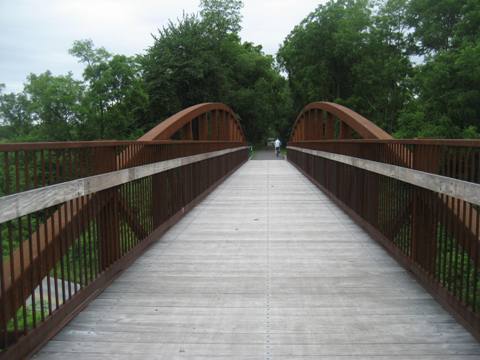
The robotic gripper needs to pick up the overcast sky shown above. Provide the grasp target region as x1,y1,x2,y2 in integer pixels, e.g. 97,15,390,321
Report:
0,0,324,93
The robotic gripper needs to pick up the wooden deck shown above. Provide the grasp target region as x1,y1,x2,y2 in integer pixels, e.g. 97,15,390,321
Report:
34,160,480,359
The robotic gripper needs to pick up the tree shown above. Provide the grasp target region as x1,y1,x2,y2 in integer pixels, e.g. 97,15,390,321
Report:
349,0,413,133
3,0,476,144
143,2,292,144
143,14,222,121
406,0,466,54
70,40,149,139
0,86,33,140
396,40,480,138
278,0,412,134
200,0,243,35
395,0,480,138
24,71,84,141
278,0,373,106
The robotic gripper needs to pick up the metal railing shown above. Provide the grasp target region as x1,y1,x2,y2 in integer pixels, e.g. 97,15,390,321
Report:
288,139,480,340
0,140,248,358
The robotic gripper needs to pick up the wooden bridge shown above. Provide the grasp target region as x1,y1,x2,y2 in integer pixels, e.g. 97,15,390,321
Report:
1,103,480,359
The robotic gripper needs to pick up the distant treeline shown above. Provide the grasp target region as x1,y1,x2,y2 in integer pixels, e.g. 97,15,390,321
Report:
278,0,480,139
1,0,479,143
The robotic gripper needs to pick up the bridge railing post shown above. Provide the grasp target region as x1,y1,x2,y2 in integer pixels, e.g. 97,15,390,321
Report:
92,146,119,272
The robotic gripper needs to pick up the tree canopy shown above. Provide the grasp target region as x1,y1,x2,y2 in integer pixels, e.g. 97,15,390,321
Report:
0,0,479,143
142,4,292,143
278,0,480,138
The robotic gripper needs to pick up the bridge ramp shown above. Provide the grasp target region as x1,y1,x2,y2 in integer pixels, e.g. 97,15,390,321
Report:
34,160,480,359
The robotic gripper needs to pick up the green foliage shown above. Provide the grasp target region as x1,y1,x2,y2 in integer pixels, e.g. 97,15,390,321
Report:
277,0,412,133
70,40,149,140
25,71,84,141
1,71,85,141
0,40,148,143
394,0,480,138
405,0,480,53
396,40,480,138
200,0,243,35
406,0,465,53
0,89,33,140
279,0,479,139
1,0,479,143
278,0,373,104
143,3,292,144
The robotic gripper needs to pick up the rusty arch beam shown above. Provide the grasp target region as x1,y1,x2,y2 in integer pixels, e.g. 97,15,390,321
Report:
139,103,246,142
290,102,392,141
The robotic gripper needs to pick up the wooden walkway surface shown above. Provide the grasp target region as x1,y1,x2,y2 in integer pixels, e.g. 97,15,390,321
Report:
34,160,480,359
251,149,284,160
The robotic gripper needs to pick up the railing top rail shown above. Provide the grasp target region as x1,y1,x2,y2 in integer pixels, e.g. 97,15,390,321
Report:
290,139,480,147
288,145,480,207
0,146,248,224
0,139,243,151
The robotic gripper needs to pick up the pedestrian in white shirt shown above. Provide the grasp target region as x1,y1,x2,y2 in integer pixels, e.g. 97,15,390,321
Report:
274,138,281,158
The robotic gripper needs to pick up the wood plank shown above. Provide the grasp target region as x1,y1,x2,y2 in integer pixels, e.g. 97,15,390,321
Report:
34,160,480,359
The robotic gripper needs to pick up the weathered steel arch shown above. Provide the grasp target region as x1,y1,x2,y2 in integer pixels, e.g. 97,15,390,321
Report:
290,101,392,141
139,103,246,142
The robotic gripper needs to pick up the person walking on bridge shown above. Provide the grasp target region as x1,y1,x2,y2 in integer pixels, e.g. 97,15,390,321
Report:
274,138,281,158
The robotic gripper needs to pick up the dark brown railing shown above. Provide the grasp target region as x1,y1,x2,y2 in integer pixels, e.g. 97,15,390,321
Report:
288,102,480,341
289,139,480,182
0,103,248,358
